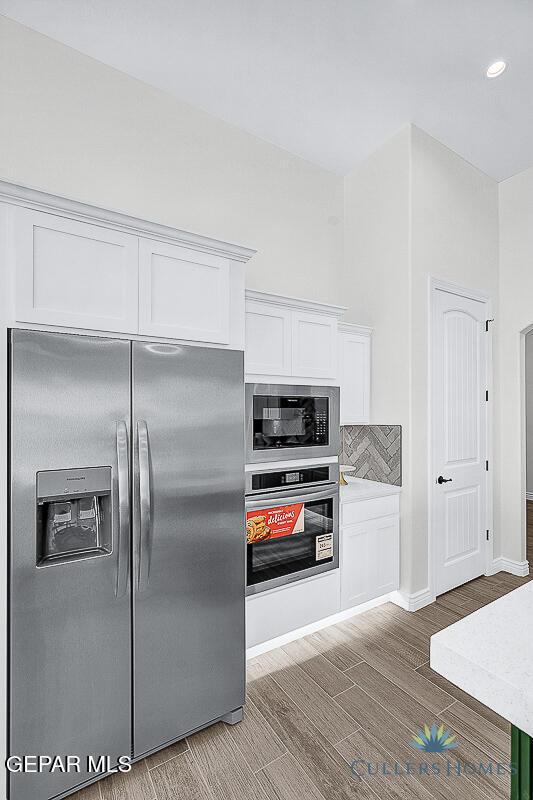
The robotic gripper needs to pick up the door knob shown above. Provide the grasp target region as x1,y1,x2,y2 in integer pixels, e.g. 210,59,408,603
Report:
437,476,452,484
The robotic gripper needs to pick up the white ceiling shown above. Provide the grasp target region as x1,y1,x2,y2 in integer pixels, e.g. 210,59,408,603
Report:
2,0,532,181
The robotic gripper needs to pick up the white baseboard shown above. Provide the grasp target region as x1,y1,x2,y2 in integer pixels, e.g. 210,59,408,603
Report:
245,593,392,660
488,557,530,577
526,492,533,501
390,587,434,612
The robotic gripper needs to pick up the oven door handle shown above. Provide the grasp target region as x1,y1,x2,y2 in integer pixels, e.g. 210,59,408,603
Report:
246,485,338,509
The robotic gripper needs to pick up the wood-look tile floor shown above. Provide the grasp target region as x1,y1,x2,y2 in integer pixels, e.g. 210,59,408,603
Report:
73,569,532,800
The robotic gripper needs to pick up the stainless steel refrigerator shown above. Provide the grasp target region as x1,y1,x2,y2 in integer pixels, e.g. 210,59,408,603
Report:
9,329,245,800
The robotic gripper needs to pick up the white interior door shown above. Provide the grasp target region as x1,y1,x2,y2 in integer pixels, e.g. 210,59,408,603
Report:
431,285,488,596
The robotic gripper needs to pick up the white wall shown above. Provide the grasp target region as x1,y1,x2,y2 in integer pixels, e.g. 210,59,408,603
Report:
499,166,533,564
343,125,500,597
410,126,499,589
0,13,529,798
343,126,411,418
0,9,526,624
343,126,412,593
526,334,533,496
0,16,346,798
0,15,344,305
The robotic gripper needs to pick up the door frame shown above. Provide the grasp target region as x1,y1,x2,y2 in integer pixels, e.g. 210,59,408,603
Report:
428,277,494,600
521,325,533,565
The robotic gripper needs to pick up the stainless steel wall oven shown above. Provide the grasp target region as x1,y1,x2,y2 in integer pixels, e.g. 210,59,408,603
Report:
245,462,339,594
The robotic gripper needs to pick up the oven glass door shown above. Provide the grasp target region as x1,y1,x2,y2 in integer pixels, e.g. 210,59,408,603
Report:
246,490,335,591
252,395,329,451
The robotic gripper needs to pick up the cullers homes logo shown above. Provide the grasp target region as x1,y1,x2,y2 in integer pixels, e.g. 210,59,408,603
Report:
350,722,516,781
410,723,458,752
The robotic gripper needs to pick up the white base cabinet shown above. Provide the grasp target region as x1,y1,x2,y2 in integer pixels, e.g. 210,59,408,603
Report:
245,482,401,650
341,515,399,609
246,571,340,649
340,489,400,610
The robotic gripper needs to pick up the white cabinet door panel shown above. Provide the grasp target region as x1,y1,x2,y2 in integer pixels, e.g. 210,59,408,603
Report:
372,516,400,599
14,208,139,333
340,522,373,610
291,311,337,380
139,239,230,344
245,301,292,375
246,571,340,648
340,513,399,610
339,332,370,425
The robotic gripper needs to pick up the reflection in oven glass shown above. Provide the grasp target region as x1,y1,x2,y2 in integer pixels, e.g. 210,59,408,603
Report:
252,395,329,450
247,500,333,588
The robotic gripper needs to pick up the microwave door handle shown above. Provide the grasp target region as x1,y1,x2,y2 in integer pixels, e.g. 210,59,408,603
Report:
115,420,130,599
247,486,337,509
137,420,153,591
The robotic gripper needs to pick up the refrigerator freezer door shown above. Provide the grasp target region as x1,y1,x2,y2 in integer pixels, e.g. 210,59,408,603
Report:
9,330,131,800
132,342,245,756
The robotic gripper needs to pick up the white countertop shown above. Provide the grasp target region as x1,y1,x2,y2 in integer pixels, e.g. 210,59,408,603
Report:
430,580,533,736
340,476,402,502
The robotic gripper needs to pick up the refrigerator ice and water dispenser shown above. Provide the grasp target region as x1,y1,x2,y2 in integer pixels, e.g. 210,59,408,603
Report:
36,466,112,565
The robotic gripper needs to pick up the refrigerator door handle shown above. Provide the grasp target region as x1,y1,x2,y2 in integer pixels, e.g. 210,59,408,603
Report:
116,420,130,598
137,420,152,591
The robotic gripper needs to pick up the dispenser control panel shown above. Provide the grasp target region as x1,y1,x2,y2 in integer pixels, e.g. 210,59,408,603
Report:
37,466,111,501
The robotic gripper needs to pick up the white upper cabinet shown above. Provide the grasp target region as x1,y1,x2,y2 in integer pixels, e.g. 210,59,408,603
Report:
138,239,230,344
338,323,372,425
5,185,255,348
291,310,338,380
13,207,139,334
245,291,345,384
244,299,291,375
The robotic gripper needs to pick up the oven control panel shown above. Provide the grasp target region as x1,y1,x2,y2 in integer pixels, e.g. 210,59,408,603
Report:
285,471,300,484
248,464,338,493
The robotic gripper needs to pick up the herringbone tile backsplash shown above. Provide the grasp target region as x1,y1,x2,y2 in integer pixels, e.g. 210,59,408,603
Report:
340,425,402,486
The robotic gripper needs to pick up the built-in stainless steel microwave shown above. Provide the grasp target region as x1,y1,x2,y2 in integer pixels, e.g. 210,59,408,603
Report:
245,383,340,464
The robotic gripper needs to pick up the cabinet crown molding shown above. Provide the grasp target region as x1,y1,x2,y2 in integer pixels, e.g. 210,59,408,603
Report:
0,180,256,263
245,289,347,318
338,321,373,336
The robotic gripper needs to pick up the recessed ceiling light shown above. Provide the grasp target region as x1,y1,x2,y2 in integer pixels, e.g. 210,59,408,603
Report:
486,61,507,78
